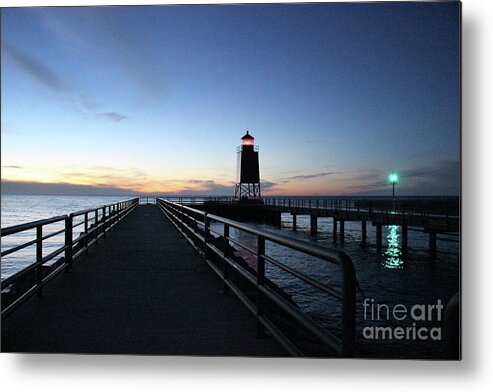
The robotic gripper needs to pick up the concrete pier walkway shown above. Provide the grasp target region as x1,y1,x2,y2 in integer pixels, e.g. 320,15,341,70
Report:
1,205,287,356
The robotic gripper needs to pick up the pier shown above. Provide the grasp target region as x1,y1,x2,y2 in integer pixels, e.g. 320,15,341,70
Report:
196,197,460,257
1,198,357,357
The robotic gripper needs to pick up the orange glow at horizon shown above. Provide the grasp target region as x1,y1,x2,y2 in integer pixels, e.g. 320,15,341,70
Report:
2,163,361,196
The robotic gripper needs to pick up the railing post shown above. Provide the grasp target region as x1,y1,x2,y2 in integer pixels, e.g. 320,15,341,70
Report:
191,211,197,233
94,209,99,244
102,206,107,236
110,205,114,228
256,235,266,334
84,212,89,251
204,213,210,260
36,225,43,297
223,223,230,294
65,215,73,270
180,203,185,235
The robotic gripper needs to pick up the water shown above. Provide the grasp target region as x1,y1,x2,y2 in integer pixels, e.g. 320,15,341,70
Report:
210,212,459,359
1,195,460,358
1,195,134,278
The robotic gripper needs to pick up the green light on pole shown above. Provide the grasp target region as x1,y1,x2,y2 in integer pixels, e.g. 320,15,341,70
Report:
389,173,399,199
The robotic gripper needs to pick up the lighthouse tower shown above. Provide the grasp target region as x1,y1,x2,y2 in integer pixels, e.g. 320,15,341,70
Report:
234,131,262,202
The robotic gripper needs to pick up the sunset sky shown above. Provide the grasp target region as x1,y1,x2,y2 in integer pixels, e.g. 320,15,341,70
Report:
1,2,460,196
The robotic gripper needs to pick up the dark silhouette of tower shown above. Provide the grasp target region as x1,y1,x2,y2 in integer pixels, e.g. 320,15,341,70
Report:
234,131,261,202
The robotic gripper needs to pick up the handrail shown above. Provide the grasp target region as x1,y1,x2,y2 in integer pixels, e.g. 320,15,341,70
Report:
156,198,356,357
1,215,67,236
157,196,459,219
260,197,459,218
1,197,139,319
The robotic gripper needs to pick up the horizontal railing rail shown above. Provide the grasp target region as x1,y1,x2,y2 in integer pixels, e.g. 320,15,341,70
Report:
160,196,459,219
1,198,139,319
156,198,357,357
261,197,460,218
157,196,210,204
138,196,157,205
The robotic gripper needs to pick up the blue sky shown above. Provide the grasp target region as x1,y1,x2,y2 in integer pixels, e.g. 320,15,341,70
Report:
1,2,460,196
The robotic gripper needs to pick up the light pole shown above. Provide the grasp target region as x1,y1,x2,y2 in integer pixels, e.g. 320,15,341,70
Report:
389,173,399,201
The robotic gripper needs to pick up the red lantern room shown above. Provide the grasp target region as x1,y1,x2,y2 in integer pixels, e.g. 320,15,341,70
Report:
241,130,255,146
234,130,262,202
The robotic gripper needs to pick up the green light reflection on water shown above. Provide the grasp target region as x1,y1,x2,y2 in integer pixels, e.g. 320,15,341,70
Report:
382,225,403,269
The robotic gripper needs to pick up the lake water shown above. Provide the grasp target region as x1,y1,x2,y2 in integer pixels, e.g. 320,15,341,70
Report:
1,195,132,277
1,194,460,359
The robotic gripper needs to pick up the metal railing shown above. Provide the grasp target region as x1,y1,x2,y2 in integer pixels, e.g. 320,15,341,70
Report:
139,196,157,205
156,198,356,357
237,145,259,152
261,197,459,218
160,196,459,218
1,198,139,319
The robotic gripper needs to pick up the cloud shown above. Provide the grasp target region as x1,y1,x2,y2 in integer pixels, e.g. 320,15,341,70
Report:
260,181,277,190
1,175,276,197
38,11,92,51
56,166,152,193
94,13,167,100
3,42,69,92
38,11,166,100
98,112,128,122
3,41,127,122
278,171,337,183
1,165,23,169
1,180,137,196
346,160,460,196
179,179,235,195
287,171,336,181
404,160,459,180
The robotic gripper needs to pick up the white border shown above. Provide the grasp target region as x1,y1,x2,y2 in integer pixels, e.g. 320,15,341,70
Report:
2,0,492,390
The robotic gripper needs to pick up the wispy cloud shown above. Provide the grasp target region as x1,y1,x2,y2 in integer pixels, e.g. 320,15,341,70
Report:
56,165,152,192
404,160,459,180
94,12,167,100
3,41,128,122
37,11,167,100
98,112,128,122
285,171,336,181
177,179,234,195
3,42,70,92
1,180,136,196
346,160,460,196
38,12,92,51
1,165,23,169
276,171,337,184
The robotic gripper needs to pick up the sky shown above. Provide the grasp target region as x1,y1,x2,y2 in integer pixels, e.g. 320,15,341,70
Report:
1,2,460,196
